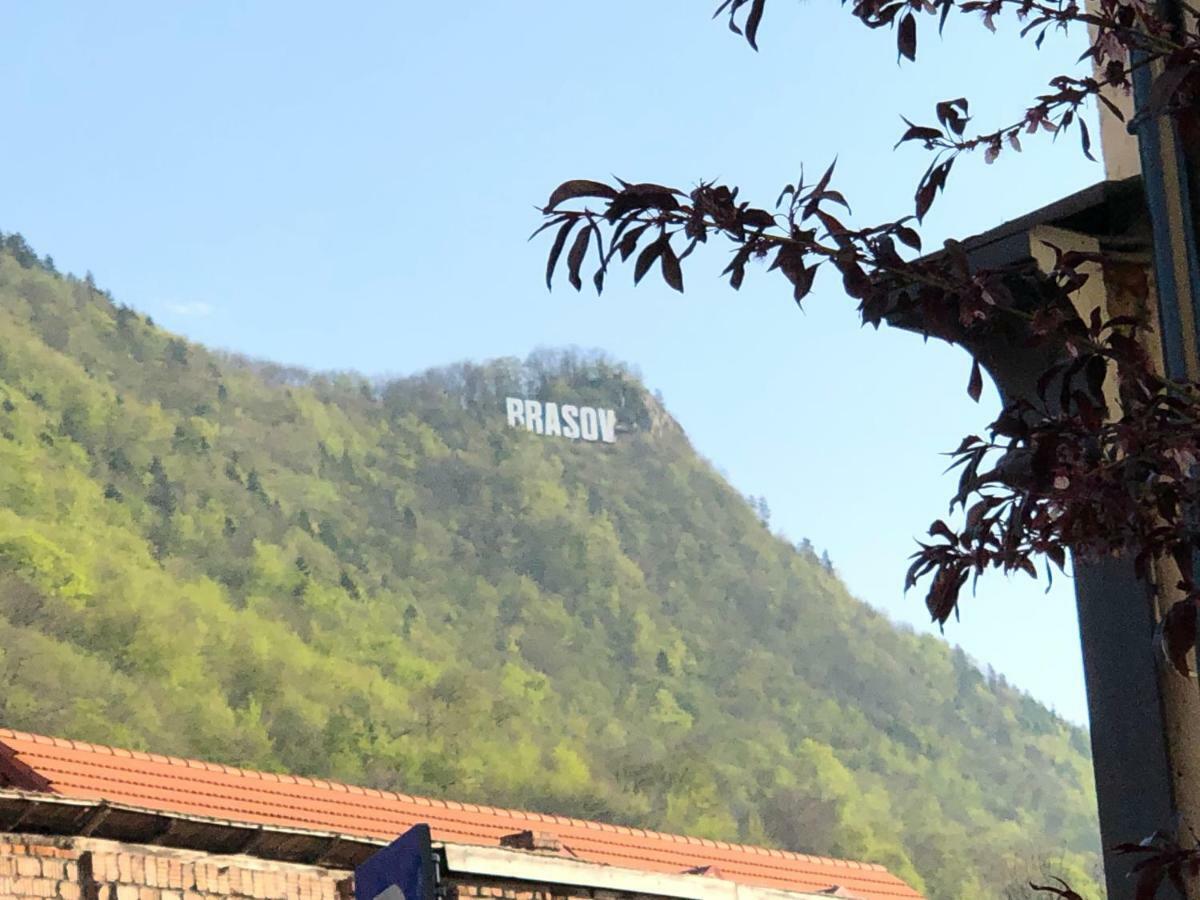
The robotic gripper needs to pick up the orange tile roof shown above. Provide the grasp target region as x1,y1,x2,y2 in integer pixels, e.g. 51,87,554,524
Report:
0,728,921,900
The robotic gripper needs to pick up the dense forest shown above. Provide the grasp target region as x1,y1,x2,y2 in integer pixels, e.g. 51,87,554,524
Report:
0,235,1101,898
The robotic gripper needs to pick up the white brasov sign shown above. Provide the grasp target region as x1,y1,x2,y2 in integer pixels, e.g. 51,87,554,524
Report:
505,397,617,443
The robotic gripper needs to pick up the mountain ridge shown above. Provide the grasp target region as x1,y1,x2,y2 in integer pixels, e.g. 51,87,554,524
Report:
0,235,1100,899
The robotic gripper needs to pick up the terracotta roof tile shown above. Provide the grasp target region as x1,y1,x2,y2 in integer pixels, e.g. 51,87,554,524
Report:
0,728,922,900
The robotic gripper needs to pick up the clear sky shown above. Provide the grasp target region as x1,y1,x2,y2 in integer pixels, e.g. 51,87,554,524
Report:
0,2,1106,724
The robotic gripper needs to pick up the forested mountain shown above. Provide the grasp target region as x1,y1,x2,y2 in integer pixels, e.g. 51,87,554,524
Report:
0,236,1101,898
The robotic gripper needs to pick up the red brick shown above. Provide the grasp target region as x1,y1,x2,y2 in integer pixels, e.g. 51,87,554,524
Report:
139,887,159,900
167,860,183,889
59,882,81,900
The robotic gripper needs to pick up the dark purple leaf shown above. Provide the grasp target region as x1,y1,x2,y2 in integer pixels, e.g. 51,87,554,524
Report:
895,225,922,250
634,236,666,285
821,190,851,211
745,0,767,49
803,160,838,219
545,220,577,290
1079,118,1095,161
566,226,591,292
617,223,652,262
546,180,618,211
661,240,684,292
915,183,936,222
742,208,776,229
896,122,944,148
968,359,983,402
935,98,969,135
938,0,953,33
898,12,917,61
1029,877,1085,899
929,520,957,542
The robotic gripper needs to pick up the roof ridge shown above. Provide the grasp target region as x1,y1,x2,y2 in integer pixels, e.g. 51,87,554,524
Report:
0,728,889,875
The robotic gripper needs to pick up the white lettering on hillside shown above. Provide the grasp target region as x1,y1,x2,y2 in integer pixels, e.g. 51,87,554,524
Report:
504,397,617,444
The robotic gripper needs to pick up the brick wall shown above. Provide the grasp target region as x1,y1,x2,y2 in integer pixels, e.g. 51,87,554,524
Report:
0,833,353,900
0,833,651,900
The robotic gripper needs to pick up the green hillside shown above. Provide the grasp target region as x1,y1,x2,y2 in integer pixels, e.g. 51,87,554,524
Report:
0,235,1100,898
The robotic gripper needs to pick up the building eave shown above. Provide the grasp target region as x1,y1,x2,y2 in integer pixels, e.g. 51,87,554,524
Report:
0,788,384,870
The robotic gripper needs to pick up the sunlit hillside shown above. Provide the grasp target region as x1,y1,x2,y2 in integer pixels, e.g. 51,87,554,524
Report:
0,236,1101,899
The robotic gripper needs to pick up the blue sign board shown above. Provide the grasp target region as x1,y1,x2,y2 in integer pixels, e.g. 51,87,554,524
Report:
355,824,436,900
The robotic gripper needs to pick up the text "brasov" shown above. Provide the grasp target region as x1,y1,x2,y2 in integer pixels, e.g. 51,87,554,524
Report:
505,398,617,443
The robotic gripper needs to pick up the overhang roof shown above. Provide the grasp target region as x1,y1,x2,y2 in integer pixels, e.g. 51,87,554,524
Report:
0,728,921,900
953,175,1146,270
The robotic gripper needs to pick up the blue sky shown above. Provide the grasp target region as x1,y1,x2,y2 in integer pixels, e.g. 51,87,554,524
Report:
1,2,1105,723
